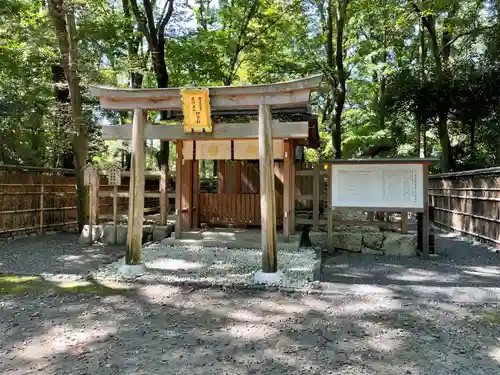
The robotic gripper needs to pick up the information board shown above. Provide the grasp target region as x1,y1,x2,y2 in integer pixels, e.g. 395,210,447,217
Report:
331,163,424,210
181,88,212,133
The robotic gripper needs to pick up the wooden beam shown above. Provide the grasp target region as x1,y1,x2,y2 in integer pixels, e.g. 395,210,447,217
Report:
259,104,277,273
283,140,292,238
90,75,321,101
159,141,169,225
219,160,226,193
175,141,183,238
126,109,146,265
312,164,320,231
100,121,309,141
98,91,312,111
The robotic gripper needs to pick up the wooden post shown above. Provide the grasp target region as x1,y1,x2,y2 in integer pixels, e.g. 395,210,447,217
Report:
219,160,226,193
91,179,99,225
113,185,118,244
283,140,292,238
422,163,430,257
290,142,296,234
327,164,333,251
193,160,200,228
312,164,320,231
400,211,409,234
236,161,242,193
39,175,44,233
126,108,146,265
159,142,169,225
181,160,194,230
175,141,183,238
88,183,95,245
259,104,277,273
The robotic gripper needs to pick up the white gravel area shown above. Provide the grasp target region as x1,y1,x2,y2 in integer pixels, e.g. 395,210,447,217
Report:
89,243,317,289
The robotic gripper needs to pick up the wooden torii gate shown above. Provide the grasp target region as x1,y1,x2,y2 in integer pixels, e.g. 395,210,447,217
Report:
90,75,322,276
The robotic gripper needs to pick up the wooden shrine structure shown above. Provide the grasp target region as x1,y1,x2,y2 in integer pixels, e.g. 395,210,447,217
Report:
90,75,322,270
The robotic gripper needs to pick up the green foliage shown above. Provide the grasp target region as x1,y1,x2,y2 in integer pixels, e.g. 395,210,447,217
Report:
1,0,500,171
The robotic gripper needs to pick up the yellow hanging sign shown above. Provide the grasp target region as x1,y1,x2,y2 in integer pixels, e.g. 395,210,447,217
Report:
180,88,212,133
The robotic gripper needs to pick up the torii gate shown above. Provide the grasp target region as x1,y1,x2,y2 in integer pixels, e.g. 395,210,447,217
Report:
90,75,322,280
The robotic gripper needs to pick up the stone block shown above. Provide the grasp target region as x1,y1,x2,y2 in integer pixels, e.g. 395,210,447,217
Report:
152,226,168,241
382,232,417,257
362,232,384,250
79,225,103,244
308,232,326,248
143,225,154,234
102,224,128,245
331,232,362,253
361,246,383,255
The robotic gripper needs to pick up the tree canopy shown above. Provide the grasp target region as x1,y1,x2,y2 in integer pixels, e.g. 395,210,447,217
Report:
1,0,500,173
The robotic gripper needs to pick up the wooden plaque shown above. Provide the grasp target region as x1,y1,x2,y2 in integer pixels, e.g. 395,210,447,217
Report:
180,88,212,133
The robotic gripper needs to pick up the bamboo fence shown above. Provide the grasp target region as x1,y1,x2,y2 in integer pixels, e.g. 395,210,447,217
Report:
0,165,78,238
429,167,500,247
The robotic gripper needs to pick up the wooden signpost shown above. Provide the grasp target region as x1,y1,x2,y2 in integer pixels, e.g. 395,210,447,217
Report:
324,158,437,257
107,164,121,244
83,163,98,245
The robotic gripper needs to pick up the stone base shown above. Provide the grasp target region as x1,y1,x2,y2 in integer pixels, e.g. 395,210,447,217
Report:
79,223,173,245
254,270,286,285
78,225,102,244
117,263,147,278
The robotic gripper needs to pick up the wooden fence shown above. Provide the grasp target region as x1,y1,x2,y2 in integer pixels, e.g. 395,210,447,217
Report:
0,165,78,238
429,167,500,247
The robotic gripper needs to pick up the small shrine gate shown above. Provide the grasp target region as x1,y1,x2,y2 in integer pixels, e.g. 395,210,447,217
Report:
91,75,322,273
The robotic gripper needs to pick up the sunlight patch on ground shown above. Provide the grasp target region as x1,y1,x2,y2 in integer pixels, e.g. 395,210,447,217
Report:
463,266,500,277
227,323,279,340
17,324,117,360
386,268,455,282
489,347,500,363
227,309,264,323
139,284,182,302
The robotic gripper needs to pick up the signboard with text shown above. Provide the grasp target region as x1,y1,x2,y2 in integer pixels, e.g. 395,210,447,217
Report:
181,88,212,133
331,163,424,210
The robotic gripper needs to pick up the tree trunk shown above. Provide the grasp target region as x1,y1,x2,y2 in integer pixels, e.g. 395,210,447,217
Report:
332,0,348,159
48,0,88,231
415,4,453,171
122,0,144,89
417,19,426,157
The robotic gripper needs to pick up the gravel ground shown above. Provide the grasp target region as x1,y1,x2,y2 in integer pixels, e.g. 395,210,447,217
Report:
0,229,500,374
1,286,500,375
89,244,317,289
0,233,123,276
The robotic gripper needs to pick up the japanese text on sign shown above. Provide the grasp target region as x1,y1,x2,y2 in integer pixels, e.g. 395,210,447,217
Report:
181,88,212,133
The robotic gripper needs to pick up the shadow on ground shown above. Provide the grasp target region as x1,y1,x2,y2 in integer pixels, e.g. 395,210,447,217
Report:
321,230,500,289
0,278,499,375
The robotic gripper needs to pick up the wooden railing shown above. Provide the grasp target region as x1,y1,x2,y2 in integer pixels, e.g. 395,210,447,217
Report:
199,193,284,226
429,167,500,247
